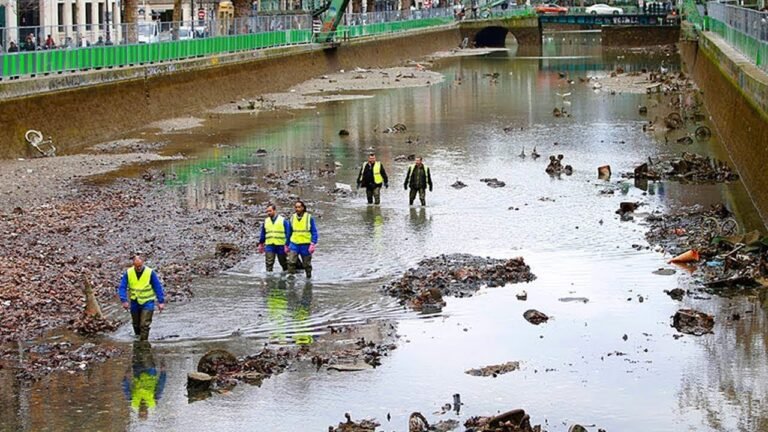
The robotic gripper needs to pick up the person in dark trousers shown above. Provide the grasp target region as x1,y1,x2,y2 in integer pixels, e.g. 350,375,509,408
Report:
117,255,166,341
403,156,433,206
357,153,389,205
287,200,318,278
257,204,292,273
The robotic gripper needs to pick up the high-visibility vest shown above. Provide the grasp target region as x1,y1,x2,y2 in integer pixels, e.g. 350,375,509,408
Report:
359,162,383,185
264,216,287,246
407,164,430,185
290,213,313,244
127,267,156,305
130,371,158,411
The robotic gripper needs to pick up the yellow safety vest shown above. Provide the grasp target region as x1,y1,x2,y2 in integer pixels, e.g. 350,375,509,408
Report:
130,372,158,411
290,213,312,245
127,267,156,305
407,164,430,181
264,216,286,246
359,162,383,185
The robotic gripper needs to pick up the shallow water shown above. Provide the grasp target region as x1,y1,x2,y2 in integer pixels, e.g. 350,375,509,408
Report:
3,34,768,432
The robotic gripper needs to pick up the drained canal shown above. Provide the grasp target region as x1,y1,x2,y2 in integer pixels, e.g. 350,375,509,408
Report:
3,33,768,432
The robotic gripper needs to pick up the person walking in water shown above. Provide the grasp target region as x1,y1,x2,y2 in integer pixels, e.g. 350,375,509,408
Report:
357,153,389,205
118,255,166,341
287,200,318,278
257,204,292,273
403,156,433,206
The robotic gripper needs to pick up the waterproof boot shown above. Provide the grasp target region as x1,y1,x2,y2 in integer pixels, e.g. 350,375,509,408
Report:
420,198,426,206
139,309,154,341
305,269,312,278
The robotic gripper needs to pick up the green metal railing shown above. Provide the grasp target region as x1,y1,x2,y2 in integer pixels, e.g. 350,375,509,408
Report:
0,7,535,80
705,2,768,73
0,29,313,79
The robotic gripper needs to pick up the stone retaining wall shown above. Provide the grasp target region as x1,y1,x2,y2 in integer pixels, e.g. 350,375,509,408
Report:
681,34,768,225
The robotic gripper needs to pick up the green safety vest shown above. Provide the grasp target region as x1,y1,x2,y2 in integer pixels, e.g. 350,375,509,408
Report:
127,267,156,305
130,372,158,411
290,213,313,245
264,215,287,246
360,161,383,185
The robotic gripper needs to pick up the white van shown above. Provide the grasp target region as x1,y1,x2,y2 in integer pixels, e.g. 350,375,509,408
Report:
138,22,159,43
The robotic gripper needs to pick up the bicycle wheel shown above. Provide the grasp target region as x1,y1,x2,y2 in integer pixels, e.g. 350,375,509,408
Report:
700,217,720,238
719,218,739,237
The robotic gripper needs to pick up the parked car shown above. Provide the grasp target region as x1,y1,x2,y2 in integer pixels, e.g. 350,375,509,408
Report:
534,3,569,14
585,3,623,14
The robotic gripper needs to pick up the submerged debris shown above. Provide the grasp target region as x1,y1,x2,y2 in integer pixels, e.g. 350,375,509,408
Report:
451,180,468,189
480,178,506,188
523,309,549,325
545,155,573,176
383,254,535,311
673,309,714,336
195,348,292,389
329,413,380,432
628,152,738,184
465,408,543,432
466,361,520,377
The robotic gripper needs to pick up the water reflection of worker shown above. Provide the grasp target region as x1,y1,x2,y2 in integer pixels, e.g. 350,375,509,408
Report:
364,205,385,254
123,341,166,421
265,279,314,345
287,280,314,346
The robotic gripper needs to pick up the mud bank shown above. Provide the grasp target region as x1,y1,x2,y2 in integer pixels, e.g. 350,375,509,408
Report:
0,27,461,159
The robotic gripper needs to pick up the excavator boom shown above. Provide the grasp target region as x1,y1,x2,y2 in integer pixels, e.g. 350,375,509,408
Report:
313,0,352,42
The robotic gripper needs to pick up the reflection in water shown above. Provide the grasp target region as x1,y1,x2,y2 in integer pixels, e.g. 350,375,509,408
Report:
124,342,166,421
265,278,314,346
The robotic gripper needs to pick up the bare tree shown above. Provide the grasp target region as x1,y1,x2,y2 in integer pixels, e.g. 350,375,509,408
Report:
123,0,138,43
233,0,251,17
172,0,182,38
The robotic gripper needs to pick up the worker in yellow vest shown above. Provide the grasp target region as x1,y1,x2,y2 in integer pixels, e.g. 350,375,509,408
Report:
287,200,318,278
257,204,292,272
123,341,166,420
118,255,166,341
356,152,389,205
403,156,433,206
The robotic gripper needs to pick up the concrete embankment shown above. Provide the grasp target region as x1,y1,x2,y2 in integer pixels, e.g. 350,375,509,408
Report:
681,32,768,226
0,26,461,159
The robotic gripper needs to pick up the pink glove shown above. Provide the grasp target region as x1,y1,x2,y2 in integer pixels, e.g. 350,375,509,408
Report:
309,244,316,254
258,244,265,254
284,245,290,254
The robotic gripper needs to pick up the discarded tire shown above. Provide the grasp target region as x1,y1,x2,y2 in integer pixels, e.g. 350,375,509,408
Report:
695,126,712,140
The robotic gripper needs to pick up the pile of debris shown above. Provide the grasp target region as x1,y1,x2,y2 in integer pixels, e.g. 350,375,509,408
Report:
383,254,536,311
190,348,293,395
645,204,768,291
466,361,520,377
464,409,544,432
480,178,506,188
628,152,738,184
0,341,123,380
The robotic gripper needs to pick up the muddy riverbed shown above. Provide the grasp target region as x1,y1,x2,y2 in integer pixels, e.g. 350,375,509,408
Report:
2,34,768,432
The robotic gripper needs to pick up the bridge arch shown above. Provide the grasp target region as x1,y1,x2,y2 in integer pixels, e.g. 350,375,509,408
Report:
474,26,512,47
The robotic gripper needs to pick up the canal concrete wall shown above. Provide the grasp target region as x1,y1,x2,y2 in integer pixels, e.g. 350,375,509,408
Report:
0,26,461,159
681,33,768,225
601,25,680,47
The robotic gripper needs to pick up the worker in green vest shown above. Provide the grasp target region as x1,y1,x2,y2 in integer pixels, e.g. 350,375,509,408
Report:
257,204,292,272
123,341,166,420
118,255,166,341
403,156,433,206
357,152,389,205
287,200,318,278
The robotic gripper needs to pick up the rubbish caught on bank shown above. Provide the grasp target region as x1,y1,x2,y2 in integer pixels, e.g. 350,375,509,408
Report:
25,129,56,157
